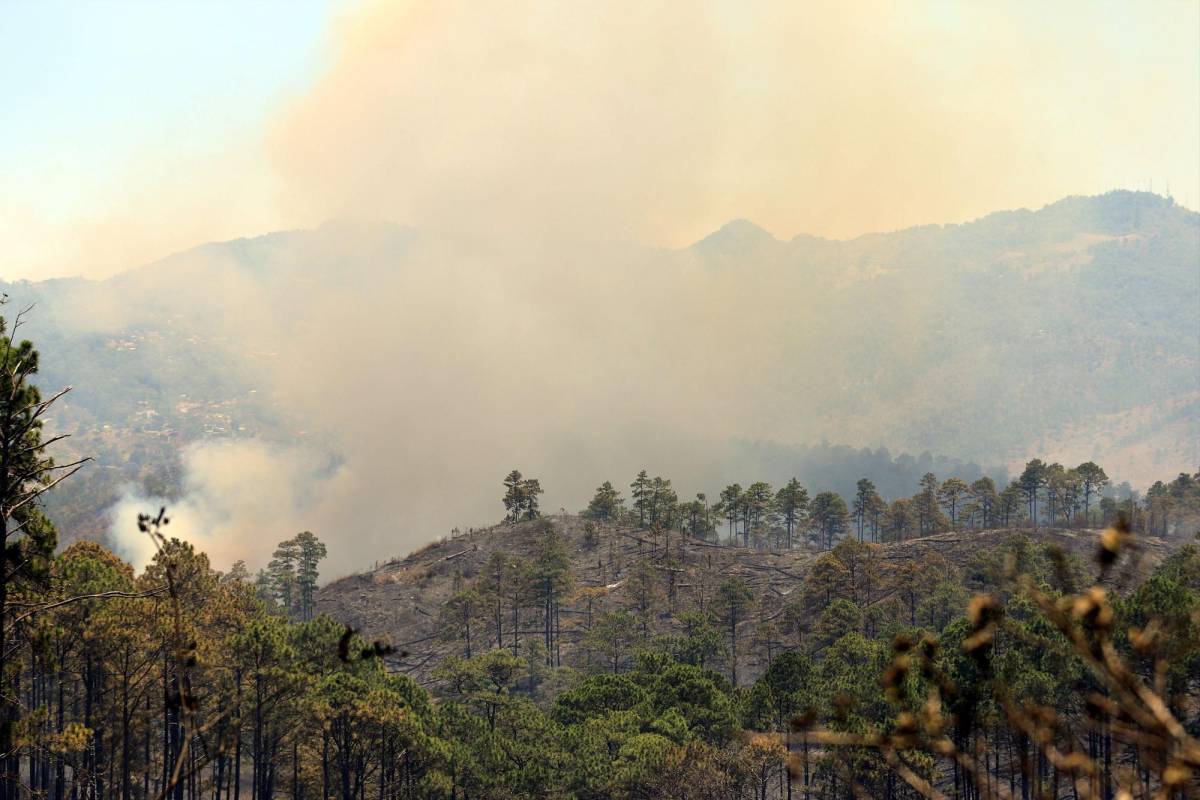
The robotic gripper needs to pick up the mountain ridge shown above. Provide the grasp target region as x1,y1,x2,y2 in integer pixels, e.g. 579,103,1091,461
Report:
14,190,1191,286
2,190,1192,566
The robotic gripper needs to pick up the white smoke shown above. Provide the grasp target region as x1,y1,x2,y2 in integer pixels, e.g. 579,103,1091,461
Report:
108,439,350,571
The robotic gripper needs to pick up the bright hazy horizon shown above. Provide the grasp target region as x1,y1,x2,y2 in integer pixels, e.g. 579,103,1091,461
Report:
2,0,1198,281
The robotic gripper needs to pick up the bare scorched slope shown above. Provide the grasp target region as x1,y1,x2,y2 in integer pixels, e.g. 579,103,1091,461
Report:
315,515,1179,685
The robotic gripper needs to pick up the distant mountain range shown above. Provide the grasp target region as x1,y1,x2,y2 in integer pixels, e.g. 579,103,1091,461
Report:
6,191,1197,563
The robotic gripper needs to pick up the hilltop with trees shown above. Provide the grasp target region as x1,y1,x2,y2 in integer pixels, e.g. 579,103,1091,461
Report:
318,466,1199,688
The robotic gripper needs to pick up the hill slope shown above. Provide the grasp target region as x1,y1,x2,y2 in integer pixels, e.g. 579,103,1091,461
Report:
315,515,1181,685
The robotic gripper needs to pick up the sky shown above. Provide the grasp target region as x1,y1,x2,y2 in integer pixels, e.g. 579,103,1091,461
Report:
2,0,1198,281
0,0,332,279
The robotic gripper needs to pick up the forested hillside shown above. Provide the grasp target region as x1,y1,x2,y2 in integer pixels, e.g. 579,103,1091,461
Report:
6,191,1196,563
318,517,1181,686
8,478,1200,799
318,462,1200,684
0,305,1197,798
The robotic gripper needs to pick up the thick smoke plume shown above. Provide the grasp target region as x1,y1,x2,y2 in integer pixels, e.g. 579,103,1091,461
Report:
24,0,1194,574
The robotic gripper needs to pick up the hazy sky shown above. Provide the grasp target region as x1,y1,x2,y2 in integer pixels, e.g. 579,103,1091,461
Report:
2,0,1197,280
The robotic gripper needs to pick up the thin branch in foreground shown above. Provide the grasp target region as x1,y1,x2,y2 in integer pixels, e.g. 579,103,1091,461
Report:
11,587,168,625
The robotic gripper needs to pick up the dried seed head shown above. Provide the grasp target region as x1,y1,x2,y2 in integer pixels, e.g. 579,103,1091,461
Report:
1098,517,1129,567
919,635,939,660
1060,751,1096,775
1072,586,1113,631
790,709,817,732
1036,705,1056,723
1163,762,1192,788
833,692,854,720
1128,621,1160,654
882,662,909,703
1085,693,1119,718
882,654,910,686
963,627,995,656
967,593,1000,629
921,695,945,736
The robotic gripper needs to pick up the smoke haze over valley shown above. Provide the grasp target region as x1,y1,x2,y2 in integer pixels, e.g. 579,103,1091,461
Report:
9,190,1196,574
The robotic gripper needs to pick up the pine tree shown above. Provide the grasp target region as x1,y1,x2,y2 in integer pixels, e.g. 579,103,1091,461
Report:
628,560,664,639
775,479,809,549
743,482,774,547
1058,468,1083,526
809,491,849,549
441,589,482,657
532,525,572,666
293,531,327,621
852,478,877,541
937,477,969,530
224,559,250,583
630,471,652,527
1045,462,1067,523
1075,462,1109,526
885,498,914,541
502,470,543,522
866,490,887,541
713,578,755,685
648,476,678,528
482,550,512,648
583,481,624,521
718,484,743,545
0,307,83,797
268,538,300,617
504,555,532,654
521,477,544,520
999,482,1024,526
586,610,637,673
503,469,525,522
1019,459,1048,525
970,477,998,529
680,498,709,539
915,472,940,535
